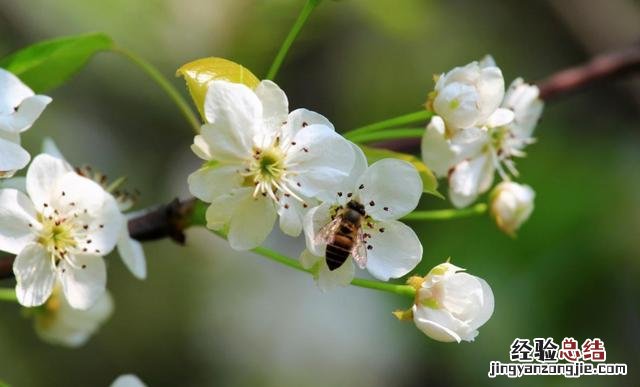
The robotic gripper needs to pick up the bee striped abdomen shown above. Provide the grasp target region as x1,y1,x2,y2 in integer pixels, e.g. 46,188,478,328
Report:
326,234,353,271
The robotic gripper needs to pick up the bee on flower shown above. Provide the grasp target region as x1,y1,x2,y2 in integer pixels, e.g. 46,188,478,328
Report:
301,146,423,289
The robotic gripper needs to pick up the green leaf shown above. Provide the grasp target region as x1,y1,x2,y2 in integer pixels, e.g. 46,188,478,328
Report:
360,145,442,198
176,57,260,121
0,32,114,93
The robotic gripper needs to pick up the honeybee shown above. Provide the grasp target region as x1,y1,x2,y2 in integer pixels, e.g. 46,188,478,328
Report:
316,200,368,271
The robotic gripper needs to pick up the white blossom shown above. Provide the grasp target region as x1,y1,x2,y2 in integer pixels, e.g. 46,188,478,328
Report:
110,375,147,387
422,77,542,208
412,262,494,342
0,68,51,177
188,80,355,250
431,56,507,129
34,283,113,347
490,181,535,236
0,154,124,309
42,138,147,279
302,147,423,287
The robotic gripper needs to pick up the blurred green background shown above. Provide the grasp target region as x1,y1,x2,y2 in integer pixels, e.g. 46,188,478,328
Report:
0,0,639,386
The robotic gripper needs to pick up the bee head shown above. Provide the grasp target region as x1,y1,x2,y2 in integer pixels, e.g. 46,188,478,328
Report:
346,200,366,216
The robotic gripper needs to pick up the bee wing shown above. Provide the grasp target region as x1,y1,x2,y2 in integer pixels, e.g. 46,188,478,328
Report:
314,216,342,245
351,227,368,269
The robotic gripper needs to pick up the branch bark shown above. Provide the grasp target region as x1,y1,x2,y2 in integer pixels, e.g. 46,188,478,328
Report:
1,44,639,280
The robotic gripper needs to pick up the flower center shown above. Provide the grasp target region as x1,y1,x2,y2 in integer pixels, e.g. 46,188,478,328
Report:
243,143,302,203
37,213,79,262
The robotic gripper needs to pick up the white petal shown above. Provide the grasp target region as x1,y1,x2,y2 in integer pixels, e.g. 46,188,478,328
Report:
0,95,52,133
282,108,335,143
255,80,288,129
227,194,277,250
60,254,106,310
315,142,367,204
365,220,422,281
116,228,146,280
476,66,505,121
412,306,463,343
191,134,213,160
0,188,38,254
201,80,261,161
303,202,333,257
204,187,252,230
299,250,354,291
469,277,494,331
421,116,457,177
485,108,514,128
187,164,242,202
278,196,306,237
448,156,494,208
357,159,422,221
25,154,73,207
110,374,147,387
0,136,30,175
13,243,55,307
35,288,114,347
286,125,355,198
55,173,123,255
0,68,34,115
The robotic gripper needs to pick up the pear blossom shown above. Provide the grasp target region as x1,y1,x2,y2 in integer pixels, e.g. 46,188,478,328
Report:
0,68,51,177
188,79,355,250
422,71,543,208
42,138,147,279
490,181,535,236
0,154,124,309
302,148,423,285
111,375,147,387
502,78,544,139
34,283,113,347
430,56,507,129
412,262,494,343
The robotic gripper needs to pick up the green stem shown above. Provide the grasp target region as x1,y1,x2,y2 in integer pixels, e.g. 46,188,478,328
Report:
403,203,488,221
0,288,17,303
195,204,414,298
346,128,424,143
342,110,433,139
266,0,321,80
113,47,201,133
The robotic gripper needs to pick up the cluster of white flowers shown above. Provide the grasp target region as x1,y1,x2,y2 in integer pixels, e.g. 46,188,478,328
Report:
421,56,540,235
0,53,548,348
188,77,497,341
0,69,146,346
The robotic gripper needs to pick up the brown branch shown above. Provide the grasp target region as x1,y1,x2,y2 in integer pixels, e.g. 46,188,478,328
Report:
1,44,640,281
0,198,196,280
537,42,640,100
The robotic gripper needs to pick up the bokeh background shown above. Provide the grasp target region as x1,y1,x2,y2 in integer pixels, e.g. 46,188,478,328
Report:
0,0,639,386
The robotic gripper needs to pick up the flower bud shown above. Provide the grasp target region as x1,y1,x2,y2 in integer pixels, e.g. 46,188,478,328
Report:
412,262,494,342
490,181,535,236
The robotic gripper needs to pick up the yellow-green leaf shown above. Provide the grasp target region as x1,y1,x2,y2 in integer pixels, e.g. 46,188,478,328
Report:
176,57,260,120
0,32,114,93
360,145,442,198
